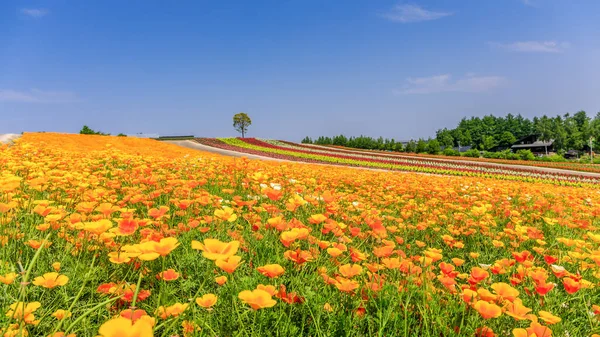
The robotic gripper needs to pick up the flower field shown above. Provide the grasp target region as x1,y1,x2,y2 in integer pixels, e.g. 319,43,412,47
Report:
1,132,600,336
195,138,600,187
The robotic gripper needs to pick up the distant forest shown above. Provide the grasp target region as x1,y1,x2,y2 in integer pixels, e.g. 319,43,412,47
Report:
303,110,600,154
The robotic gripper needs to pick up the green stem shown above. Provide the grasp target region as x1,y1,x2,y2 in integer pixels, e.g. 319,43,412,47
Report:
130,271,144,309
64,298,118,334
51,254,97,335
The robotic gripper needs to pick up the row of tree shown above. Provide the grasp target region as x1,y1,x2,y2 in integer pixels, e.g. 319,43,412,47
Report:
301,135,444,154
303,111,600,154
436,111,600,152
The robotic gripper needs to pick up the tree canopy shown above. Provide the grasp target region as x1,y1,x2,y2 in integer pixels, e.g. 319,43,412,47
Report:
302,110,600,156
233,113,252,138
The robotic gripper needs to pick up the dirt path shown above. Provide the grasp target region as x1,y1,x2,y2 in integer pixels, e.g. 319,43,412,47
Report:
167,140,600,178
0,134,21,145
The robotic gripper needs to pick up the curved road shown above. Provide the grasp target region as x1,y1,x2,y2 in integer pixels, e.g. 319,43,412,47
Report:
166,140,600,178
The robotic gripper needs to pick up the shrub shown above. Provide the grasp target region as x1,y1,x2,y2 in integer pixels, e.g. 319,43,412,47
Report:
462,149,481,158
516,149,535,161
443,148,460,156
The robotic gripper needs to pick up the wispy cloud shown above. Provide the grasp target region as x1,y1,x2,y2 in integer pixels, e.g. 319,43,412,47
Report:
489,41,570,53
395,74,505,94
0,89,78,103
382,4,453,23
522,0,536,7
21,8,48,18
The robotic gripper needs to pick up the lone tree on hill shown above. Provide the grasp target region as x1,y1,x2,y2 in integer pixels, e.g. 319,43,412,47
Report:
233,112,252,138
80,125,109,135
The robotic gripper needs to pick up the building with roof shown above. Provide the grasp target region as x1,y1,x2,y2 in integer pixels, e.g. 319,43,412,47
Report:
510,135,554,154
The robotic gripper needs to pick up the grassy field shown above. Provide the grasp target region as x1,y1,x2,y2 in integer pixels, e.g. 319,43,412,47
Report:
1,133,599,336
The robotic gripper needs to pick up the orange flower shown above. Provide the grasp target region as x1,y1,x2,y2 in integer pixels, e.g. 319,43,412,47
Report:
327,247,343,257
477,288,497,302
257,264,285,278
158,269,180,281
338,263,363,278
6,301,41,325
191,239,240,260
461,289,478,304
562,277,580,294
51,309,72,320
98,316,154,337
32,272,69,288
309,214,327,224
238,289,277,309
334,277,360,293
155,303,188,319
538,311,561,324
525,322,552,337
504,299,532,321
491,282,519,302
473,300,502,319
196,294,218,308
215,255,243,273
256,284,278,296
214,206,237,222
535,281,555,296
153,237,180,256
52,262,61,271
215,275,227,285
0,272,17,285
120,309,148,323
469,267,489,284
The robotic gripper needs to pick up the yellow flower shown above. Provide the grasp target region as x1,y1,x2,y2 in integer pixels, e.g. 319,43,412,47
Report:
51,309,72,320
5,301,41,325
32,272,69,288
0,272,18,285
98,317,153,337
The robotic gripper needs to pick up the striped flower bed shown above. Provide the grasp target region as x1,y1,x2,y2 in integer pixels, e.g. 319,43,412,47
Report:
194,138,600,187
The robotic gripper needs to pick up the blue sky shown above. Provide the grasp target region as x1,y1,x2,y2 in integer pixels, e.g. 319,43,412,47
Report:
1,0,599,140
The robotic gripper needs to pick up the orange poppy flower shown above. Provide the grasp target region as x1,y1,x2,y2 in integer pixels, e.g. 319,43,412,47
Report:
469,267,489,284
51,309,72,320
504,299,532,321
473,300,502,319
120,309,148,323
98,316,154,337
256,284,278,296
491,282,519,302
562,277,580,294
0,272,17,285
257,264,285,278
158,269,180,281
196,294,218,308
6,302,41,325
525,322,552,337
32,272,69,288
538,311,561,325
215,255,243,273
214,206,238,222
191,239,240,260
338,263,363,278
238,289,277,309
215,275,227,285
155,303,189,319
334,277,360,293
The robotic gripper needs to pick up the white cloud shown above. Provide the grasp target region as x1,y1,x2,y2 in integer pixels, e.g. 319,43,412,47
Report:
0,89,78,103
522,0,536,6
21,8,48,18
489,41,570,53
382,4,453,23
395,73,505,94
